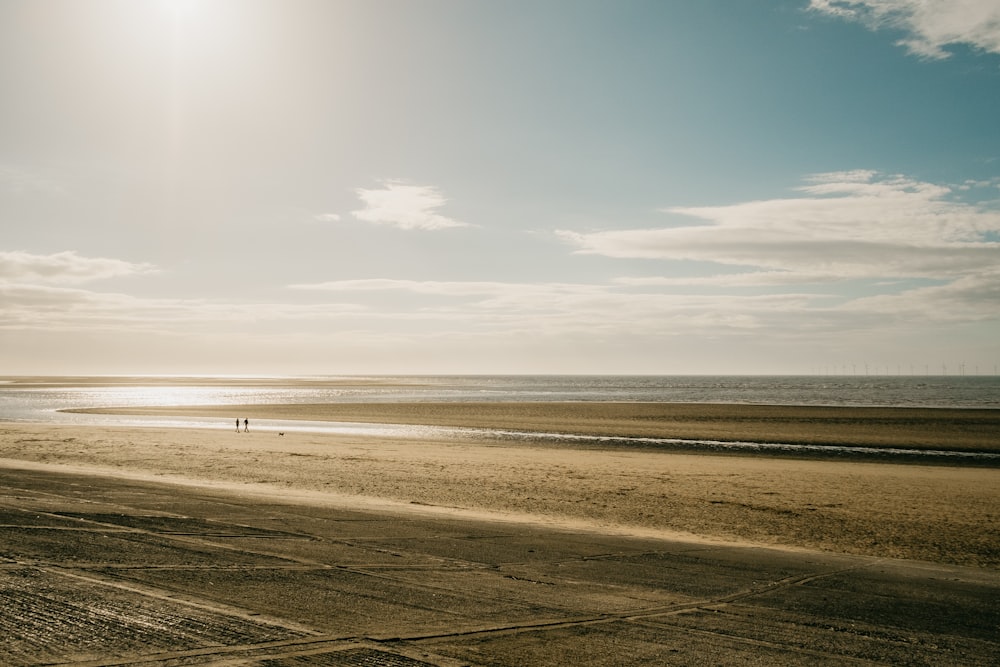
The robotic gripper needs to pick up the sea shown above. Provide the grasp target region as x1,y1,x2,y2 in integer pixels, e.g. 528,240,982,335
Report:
1,375,998,463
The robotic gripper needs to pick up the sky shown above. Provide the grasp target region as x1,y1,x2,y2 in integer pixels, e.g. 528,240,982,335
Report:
2,0,999,376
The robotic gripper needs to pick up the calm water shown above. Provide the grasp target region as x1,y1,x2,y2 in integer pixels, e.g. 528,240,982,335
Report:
1,375,997,463
2,374,999,419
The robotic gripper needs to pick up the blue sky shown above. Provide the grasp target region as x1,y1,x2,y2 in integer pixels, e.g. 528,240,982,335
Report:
2,0,999,375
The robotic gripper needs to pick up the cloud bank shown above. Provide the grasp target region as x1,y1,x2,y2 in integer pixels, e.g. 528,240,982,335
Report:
809,0,1000,58
3,172,996,373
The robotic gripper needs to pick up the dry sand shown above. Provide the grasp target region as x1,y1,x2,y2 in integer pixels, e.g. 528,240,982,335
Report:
2,401,998,568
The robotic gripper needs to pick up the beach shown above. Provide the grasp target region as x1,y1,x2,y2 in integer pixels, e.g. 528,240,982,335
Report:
2,400,999,664
5,401,999,567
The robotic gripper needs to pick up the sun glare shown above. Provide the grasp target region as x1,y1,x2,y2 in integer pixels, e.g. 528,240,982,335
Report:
160,0,200,21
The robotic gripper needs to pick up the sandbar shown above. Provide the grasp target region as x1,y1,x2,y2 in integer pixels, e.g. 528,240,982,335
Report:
69,401,1000,452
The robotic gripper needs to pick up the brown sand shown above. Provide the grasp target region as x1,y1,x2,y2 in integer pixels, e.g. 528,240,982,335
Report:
1,404,998,567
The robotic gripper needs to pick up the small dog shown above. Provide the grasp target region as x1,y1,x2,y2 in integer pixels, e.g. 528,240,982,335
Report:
278,432,285,436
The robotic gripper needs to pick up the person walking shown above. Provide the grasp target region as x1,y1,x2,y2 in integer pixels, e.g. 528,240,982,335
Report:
236,418,240,432
243,418,249,433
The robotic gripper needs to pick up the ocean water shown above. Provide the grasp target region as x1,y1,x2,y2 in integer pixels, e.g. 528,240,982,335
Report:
2,374,999,419
1,375,997,463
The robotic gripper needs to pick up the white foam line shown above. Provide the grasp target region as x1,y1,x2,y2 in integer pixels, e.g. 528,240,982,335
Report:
459,428,1000,461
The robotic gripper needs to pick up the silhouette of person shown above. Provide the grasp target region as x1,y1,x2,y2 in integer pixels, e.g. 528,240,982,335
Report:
236,418,240,432
243,418,249,433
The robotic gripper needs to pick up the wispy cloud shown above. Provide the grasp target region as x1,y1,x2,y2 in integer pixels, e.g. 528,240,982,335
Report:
809,0,1000,59
313,213,341,223
0,282,367,334
558,171,1000,281
352,181,468,230
845,267,1000,323
0,250,156,284
288,277,795,332
613,272,843,287
547,170,1000,343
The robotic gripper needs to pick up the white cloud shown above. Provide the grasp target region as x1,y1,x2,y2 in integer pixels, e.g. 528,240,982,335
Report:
314,213,341,223
846,269,1000,323
551,170,1000,347
352,181,468,230
809,0,1000,59
558,171,1000,281
0,250,156,284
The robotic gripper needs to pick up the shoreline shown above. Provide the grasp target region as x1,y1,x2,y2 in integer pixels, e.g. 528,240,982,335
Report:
65,401,1000,453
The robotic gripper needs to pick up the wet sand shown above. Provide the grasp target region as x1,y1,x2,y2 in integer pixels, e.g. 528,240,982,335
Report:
70,401,1000,452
